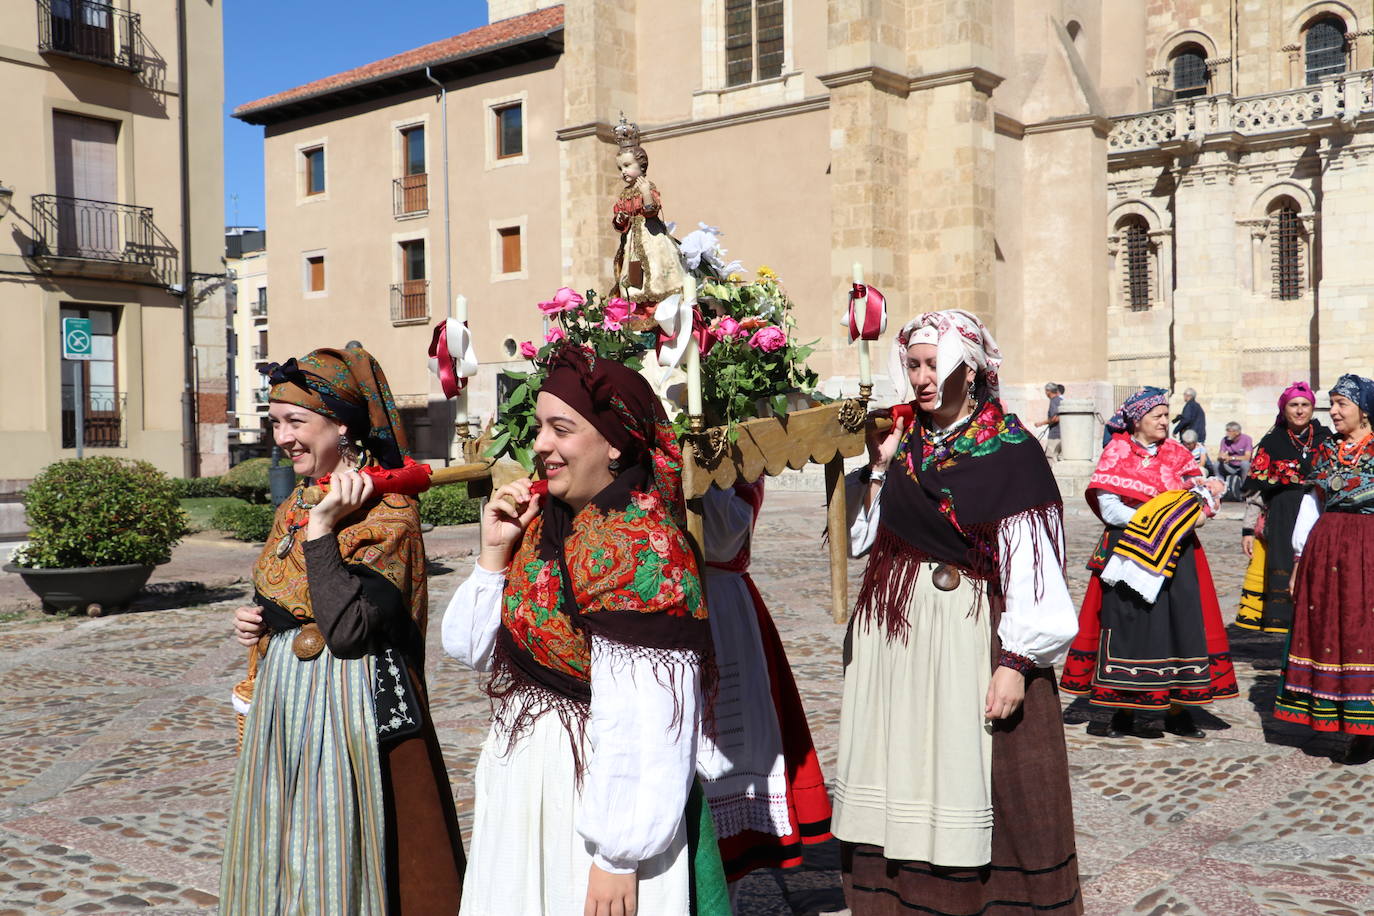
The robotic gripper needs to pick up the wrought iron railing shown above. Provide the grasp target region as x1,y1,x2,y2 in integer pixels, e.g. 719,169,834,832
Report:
37,0,144,71
251,344,268,360
393,174,428,216
390,280,429,323
61,390,127,448
31,194,158,267
251,292,268,316
252,389,270,404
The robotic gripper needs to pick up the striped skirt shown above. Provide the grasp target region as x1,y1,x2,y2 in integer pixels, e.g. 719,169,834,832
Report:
220,636,387,914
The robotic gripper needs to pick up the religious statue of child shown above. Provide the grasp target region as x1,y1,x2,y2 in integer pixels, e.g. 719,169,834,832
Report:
611,115,685,306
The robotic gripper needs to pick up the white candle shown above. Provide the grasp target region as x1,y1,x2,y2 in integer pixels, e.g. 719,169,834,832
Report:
684,275,702,418
853,263,871,387
455,293,468,323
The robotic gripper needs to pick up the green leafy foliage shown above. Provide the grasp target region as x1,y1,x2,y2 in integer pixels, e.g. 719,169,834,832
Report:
487,288,646,470
210,501,276,542
220,457,299,504
675,266,820,436
418,484,481,526
171,476,225,499
180,496,245,532
16,457,186,568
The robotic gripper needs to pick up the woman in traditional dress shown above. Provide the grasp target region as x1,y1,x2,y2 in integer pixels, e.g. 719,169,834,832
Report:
1236,382,1330,633
442,346,728,916
222,346,465,914
696,479,833,902
1274,374,1374,762
1060,388,1236,739
612,139,684,305
834,309,1083,916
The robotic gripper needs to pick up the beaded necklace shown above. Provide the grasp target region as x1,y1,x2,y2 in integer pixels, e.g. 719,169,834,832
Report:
1329,430,1373,493
1287,423,1315,459
273,487,313,559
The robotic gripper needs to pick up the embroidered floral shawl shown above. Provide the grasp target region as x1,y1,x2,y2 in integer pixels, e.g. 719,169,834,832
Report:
1087,434,1201,519
1306,434,1374,514
1244,422,1330,498
853,399,1065,640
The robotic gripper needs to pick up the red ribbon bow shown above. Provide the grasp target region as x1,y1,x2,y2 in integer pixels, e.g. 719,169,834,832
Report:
428,321,468,400
847,283,886,343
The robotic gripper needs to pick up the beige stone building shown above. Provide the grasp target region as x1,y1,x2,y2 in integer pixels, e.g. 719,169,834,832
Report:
1108,0,1374,442
234,0,1372,466
0,0,228,485
225,228,269,454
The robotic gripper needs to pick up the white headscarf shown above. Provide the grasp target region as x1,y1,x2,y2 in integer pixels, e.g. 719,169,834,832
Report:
888,309,1003,410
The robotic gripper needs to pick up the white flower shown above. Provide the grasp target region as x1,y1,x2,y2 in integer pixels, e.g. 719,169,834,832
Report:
679,222,744,275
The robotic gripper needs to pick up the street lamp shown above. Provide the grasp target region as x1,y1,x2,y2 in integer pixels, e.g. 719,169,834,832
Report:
0,181,13,221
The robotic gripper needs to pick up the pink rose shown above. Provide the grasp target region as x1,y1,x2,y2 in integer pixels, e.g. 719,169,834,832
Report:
537,287,585,316
545,326,567,344
604,296,634,323
716,316,743,339
748,325,787,353
518,340,538,359
648,529,671,555
602,315,624,332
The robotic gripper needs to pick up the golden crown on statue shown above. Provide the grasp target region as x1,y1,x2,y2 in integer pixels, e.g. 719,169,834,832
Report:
614,112,640,149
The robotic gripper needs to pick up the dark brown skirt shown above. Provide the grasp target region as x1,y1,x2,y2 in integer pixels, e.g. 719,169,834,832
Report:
841,625,1082,916
381,670,466,915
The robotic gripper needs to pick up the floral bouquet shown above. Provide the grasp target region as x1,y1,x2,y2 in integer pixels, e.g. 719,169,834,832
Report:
486,287,647,469
689,264,820,438
487,226,821,467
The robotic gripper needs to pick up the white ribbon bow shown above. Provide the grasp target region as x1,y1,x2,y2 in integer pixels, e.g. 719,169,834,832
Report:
427,317,478,394
653,293,691,379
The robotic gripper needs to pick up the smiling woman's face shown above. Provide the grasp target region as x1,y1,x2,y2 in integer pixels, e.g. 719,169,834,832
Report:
268,402,345,479
532,391,621,512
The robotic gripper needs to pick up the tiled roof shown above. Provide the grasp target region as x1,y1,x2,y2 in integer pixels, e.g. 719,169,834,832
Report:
233,5,564,120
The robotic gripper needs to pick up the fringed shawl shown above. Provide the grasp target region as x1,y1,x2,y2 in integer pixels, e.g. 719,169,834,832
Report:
853,399,1065,641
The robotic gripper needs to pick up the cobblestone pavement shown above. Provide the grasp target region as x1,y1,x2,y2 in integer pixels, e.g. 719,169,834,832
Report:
2,490,1371,915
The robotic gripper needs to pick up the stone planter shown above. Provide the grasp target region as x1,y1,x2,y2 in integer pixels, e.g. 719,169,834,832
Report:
2,562,155,617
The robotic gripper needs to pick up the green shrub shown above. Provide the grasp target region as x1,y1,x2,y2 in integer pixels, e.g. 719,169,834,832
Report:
171,476,225,499
180,496,247,533
220,457,294,504
418,484,481,526
210,501,277,542
15,457,186,568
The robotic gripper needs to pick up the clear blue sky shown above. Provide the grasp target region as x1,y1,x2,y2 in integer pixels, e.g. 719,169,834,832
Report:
223,0,490,229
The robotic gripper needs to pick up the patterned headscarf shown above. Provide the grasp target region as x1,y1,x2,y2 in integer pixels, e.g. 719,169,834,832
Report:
265,346,409,469
1330,373,1374,419
1105,386,1170,434
1276,381,1316,426
889,309,1003,409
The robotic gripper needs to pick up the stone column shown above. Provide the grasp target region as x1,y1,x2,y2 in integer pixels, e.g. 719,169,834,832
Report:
819,0,910,388
558,0,638,294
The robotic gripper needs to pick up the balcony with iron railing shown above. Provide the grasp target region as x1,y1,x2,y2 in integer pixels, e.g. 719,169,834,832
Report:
393,174,428,217
251,296,268,317
61,390,127,449
390,280,429,324
31,194,176,283
37,0,145,71
251,344,268,361
252,388,270,404
1110,70,1374,156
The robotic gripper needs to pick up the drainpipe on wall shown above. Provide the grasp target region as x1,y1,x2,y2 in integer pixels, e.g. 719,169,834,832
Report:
424,66,453,320
177,0,198,478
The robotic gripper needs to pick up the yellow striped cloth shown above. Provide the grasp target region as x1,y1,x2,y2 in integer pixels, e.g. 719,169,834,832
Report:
1100,490,1202,603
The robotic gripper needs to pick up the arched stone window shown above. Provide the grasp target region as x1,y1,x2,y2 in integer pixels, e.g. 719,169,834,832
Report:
1270,198,1306,300
1120,216,1154,310
1305,16,1349,83
1171,43,1210,99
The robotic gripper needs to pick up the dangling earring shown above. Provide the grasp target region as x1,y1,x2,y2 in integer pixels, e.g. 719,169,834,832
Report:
338,434,360,468
967,380,977,405
608,457,623,474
